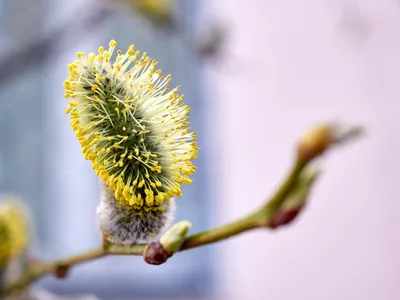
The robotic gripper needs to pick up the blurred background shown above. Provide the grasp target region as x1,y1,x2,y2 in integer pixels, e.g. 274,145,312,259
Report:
0,0,400,299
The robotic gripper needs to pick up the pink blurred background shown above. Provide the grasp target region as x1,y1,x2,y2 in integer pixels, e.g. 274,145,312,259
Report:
205,0,400,299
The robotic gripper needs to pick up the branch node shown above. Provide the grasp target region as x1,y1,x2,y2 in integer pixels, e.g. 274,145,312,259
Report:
102,234,112,251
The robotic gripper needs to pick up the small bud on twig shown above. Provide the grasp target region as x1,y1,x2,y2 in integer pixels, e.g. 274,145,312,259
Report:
53,265,69,279
143,221,191,265
297,122,364,162
143,242,171,265
268,206,305,229
269,166,320,229
160,221,191,255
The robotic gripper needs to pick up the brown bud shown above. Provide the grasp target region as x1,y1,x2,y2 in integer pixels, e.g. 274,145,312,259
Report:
268,205,305,229
53,264,69,279
143,242,172,265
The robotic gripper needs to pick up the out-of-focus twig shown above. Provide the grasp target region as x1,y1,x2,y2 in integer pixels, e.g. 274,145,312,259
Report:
0,3,113,88
0,0,234,89
116,0,176,29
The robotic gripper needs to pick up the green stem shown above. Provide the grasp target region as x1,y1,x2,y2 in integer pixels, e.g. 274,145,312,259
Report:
53,248,105,266
262,157,307,217
181,210,263,251
2,157,307,296
108,244,147,255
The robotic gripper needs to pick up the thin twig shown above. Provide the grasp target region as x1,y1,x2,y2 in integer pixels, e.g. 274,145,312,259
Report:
3,157,306,296
2,122,364,296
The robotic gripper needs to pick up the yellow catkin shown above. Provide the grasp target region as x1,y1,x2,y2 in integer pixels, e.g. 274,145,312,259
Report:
0,197,29,268
64,40,198,212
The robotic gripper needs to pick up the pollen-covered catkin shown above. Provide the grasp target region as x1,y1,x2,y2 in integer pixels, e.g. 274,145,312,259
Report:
64,40,197,244
0,196,30,269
